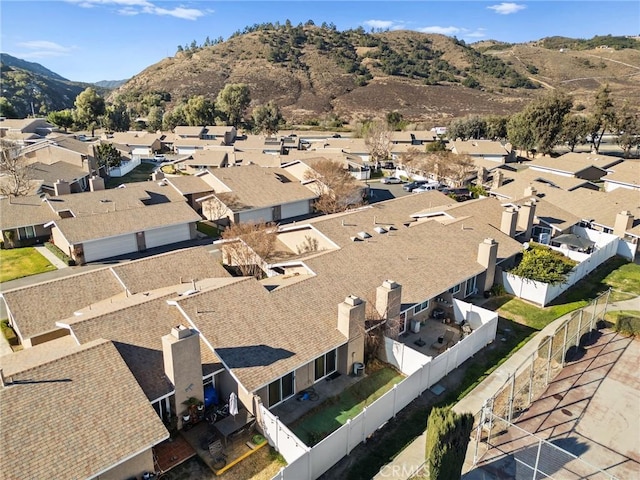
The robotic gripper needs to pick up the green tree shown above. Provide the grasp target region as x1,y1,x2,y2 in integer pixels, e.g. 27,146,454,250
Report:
184,95,215,126
448,115,487,140
425,407,474,480
252,101,283,135
0,97,19,119
163,105,187,131
588,84,616,153
485,115,508,140
561,115,589,152
103,101,130,132
216,83,251,127
507,91,572,155
94,142,122,172
386,111,404,131
147,106,164,132
614,101,640,158
74,87,105,136
47,109,75,132
510,244,577,284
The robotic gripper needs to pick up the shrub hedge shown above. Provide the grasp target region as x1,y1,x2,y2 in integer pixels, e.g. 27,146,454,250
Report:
45,242,76,266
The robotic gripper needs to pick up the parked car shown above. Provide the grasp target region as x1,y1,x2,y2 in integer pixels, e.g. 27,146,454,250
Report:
154,154,165,162
381,176,403,184
412,182,440,193
402,180,428,192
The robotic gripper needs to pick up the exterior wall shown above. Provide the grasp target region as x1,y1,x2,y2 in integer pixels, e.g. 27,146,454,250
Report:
98,449,155,480
239,207,273,224
294,362,315,392
528,166,574,177
51,227,73,258
27,328,70,348
281,200,312,219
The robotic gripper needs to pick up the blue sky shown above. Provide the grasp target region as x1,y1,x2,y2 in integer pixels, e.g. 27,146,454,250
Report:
2,1,639,83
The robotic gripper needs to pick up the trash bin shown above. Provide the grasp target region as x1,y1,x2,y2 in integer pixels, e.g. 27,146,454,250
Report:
353,362,364,376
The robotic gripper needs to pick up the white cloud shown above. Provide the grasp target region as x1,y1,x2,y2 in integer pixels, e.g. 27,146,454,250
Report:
66,0,205,20
419,26,461,35
16,40,74,58
465,28,487,39
487,3,526,15
363,19,405,31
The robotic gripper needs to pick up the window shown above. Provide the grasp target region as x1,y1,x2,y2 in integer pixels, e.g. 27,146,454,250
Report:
449,283,461,294
465,277,477,297
314,349,337,381
17,226,35,240
414,300,429,314
399,312,407,334
268,372,295,407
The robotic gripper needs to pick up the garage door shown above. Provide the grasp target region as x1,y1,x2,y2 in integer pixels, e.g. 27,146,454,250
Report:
145,224,191,249
282,200,311,219
83,234,137,262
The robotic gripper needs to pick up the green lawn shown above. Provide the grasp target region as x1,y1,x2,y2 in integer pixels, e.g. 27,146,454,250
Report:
105,162,157,188
488,256,640,331
0,247,56,283
196,221,220,238
291,366,404,446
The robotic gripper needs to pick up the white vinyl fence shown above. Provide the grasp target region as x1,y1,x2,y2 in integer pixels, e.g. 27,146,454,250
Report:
108,157,141,177
503,228,619,307
265,302,498,480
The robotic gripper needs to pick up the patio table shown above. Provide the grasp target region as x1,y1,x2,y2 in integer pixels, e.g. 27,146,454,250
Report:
214,408,255,446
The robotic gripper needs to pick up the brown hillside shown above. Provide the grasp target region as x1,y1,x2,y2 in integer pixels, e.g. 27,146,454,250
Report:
112,28,640,125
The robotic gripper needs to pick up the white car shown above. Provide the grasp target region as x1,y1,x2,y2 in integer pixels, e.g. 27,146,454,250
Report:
412,182,440,193
154,154,165,161
381,176,403,184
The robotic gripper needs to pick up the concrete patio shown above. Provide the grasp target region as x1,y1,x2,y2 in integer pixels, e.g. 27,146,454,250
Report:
271,371,363,426
398,317,466,358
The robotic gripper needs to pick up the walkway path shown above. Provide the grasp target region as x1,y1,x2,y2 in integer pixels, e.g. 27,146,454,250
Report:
33,244,69,270
373,294,639,479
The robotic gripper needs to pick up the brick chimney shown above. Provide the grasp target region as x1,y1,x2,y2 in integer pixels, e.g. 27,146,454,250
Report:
517,201,536,241
613,210,634,238
162,325,204,428
53,179,71,196
477,238,499,293
500,207,518,238
89,175,105,192
337,296,365,376
477,167,488,184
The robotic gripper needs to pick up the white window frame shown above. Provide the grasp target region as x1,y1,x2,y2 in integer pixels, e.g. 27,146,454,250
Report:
449,283,461,294
414,299,429,314
464,277,477,297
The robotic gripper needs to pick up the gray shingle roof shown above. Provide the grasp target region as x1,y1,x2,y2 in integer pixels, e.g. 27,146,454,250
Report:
0,195,57,230
0,339,168,480
603,160,640,188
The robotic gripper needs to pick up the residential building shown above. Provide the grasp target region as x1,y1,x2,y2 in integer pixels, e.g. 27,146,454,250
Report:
602,160,640,192
527,152,623,180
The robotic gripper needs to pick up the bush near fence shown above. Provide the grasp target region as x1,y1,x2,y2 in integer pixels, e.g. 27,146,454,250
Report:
45,242,75,266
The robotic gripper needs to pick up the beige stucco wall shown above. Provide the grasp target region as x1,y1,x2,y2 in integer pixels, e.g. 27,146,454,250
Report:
97,448,155,480
51,227,73,258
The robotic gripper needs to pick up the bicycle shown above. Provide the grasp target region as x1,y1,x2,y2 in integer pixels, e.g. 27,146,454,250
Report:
296,387,319,401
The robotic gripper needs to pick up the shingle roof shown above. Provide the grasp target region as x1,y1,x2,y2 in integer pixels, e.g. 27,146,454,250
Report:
0,195,57,230
0,339,168,480
0,335,79,376
529,152,623,174
178,193,523,392
450,140,509,156
174,126,205,137
164,175,213,195
208,164,317,210
29,161,89,186
603,160,640,188
61,291,219,400
53,201,201,244
1,269,125,340
490,167,595,199
110,131,161,147
111,246,230,294
182,149,230,167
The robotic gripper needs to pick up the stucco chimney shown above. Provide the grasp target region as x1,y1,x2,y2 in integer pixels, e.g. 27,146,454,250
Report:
337,296,365,376
613,210,634,238
53,179,71,196
524,185,537,197
477,238,499,293
162,325,204,428
89,175,105,192
517,201,536,241
376,280,402,321
492,170,504,189
500,207,518,238
477,167,488,184
151,170,165,181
